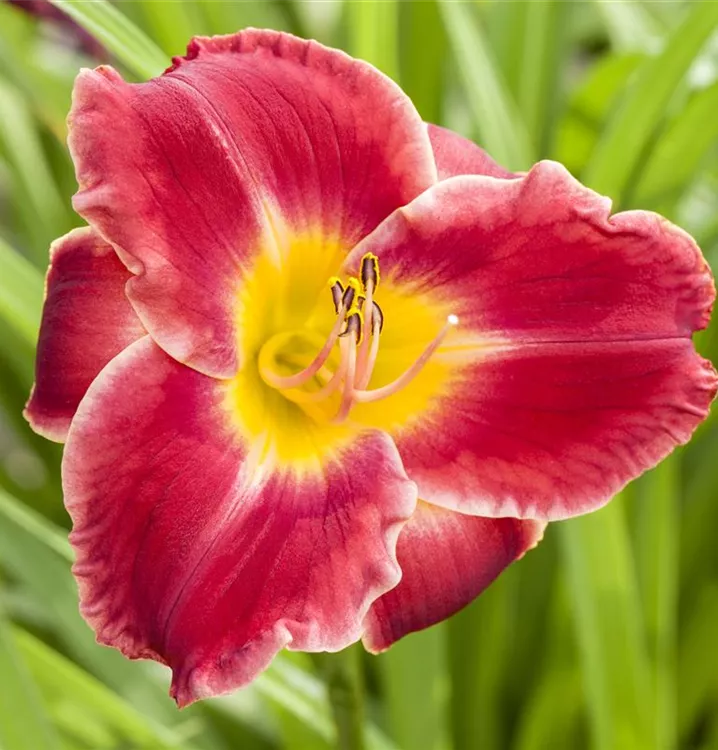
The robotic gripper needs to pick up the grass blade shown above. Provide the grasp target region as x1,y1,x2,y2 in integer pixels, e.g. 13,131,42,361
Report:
0,597,61,750
14,627,195,750
635,460,679,750
0,234,43,344
0,79,71,263
345,0,399,81
46,0,167,80
439,0,533,170
518,0,572,157
559,499,654,750
375,627,447,750
448,572,517,750
136,0,208,57
399,0,446,124
583,1,718,202
594,0,661,53
632,80,718,207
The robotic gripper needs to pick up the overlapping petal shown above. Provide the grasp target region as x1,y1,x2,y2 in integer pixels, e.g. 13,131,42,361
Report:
69,29,437,377
348,162,716,519
363,501,544,652
24,227,144,442
427,124,515,180
64,337,417,705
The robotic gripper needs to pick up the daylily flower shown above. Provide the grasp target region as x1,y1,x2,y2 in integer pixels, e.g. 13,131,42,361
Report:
25,29,716,706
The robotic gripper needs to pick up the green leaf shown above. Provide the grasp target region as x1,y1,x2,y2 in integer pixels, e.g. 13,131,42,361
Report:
517,1,572,157
136,0,208,57
14,627,194,750
46,0,167,80
439,0,534,170
677,585,718,740
198,0,292,37
632,80,718,207
0,3,76,139
375,626,447,750
399,0,446,124
0,598,61,750
593,0,662,53
345,0,399,81
559,500,654,750
515,669,583,750
553,53,644,171
448,570,519,750
583,1,718,203
0,78,71,263
635,460,679,750
0,234,43,344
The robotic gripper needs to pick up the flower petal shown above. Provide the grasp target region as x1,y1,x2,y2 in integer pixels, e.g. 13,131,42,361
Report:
64,337,417,706
363,501,544,652
69,30,436,378
398,340,716,520
24,227,144,442
348,162,716,519
428,124,515,180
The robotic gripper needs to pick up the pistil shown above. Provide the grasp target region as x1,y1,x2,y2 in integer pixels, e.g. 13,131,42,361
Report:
353,315,458,404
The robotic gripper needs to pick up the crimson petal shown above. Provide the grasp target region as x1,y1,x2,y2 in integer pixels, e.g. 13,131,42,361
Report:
428,123,515,180
24,227,144,442
363,501,544,652
349,162,716,519
64,338,416,705
69,30,436,378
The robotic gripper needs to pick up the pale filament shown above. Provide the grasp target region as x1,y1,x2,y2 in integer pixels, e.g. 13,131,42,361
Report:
352,315,459,405
332,336,357,423
355,281,374,387
261,304,346,390
356,315,382,391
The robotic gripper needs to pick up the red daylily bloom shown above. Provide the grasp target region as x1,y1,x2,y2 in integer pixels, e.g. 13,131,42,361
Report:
25,30,716,706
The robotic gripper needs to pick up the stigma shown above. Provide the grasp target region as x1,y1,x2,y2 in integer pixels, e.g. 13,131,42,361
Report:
259,254,458,423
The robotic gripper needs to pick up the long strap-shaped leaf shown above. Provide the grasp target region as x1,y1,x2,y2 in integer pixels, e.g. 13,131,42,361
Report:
583,1,718,203
0,598,61,750
0,235,43,345
560,500,654,750
439,0,534,171
46,0,167,80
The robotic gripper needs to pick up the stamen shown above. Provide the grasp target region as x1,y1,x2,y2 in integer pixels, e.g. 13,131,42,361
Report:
353,315,459,404
355,278,374,382
333,335,357,423
261,305,346,390
356,305,383,390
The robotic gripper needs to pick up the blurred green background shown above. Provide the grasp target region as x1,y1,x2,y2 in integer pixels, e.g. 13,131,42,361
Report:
1,1,718,748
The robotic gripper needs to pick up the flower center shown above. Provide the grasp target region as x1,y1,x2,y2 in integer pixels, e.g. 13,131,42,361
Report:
257,253,458,425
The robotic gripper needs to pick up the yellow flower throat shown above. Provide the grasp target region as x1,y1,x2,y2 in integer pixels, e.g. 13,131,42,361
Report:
224,237,458,469
258,253,456,424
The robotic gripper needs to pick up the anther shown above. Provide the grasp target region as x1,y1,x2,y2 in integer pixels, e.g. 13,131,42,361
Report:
341,277,361,310
356,297,383,333
360,252,380,292
329,276,344,314
370,301,384,333
340,307,363,345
